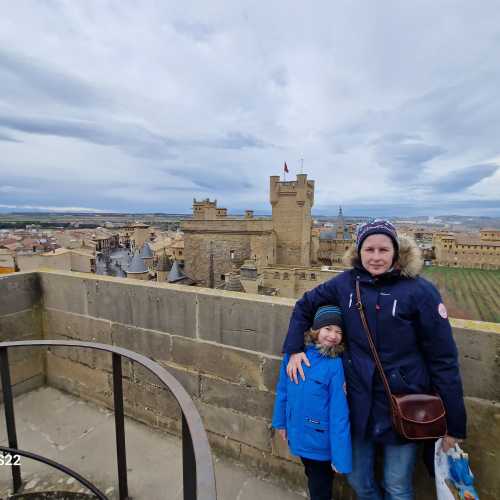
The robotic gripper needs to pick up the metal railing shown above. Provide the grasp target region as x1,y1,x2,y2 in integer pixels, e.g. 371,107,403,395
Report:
0,340,217,500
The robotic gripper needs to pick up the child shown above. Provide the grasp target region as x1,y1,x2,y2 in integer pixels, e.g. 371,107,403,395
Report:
272,305,352,500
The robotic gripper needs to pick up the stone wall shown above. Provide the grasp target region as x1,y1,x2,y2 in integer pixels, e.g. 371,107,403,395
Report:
262,266,341,298
1,270,499,499
0,272,45,401
182,219,275,287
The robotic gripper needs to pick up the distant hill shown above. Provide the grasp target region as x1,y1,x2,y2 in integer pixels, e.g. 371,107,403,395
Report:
422,267,500,323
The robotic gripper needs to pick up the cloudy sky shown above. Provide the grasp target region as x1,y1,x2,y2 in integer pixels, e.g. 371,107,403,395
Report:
1,1,499,216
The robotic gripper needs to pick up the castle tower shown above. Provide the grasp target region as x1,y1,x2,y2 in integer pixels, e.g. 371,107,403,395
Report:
270,173,315,266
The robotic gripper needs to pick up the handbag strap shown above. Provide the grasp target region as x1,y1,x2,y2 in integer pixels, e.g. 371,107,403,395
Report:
355,278,397,413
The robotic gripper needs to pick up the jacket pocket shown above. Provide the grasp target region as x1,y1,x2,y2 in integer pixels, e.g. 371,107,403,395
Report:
302,417,329,451
308,376,329,398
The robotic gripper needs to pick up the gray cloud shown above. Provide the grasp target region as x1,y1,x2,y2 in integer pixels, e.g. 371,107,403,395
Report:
168,165,253,191
0,48,108,109
0,130,21,142
432,164,499,193
207,131,270,150
0,112,178,159
373,137,445,182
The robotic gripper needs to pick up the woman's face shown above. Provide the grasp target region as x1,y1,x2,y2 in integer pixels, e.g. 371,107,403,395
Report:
360,234,395,276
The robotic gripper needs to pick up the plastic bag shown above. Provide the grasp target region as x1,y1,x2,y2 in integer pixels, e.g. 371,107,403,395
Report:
434,438,479,500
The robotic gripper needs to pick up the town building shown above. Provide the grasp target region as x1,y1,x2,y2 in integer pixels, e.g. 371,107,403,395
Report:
433,230,500,269
317,207,356,265
16,248,96,273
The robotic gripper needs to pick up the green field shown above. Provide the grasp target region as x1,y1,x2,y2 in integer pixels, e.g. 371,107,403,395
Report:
422,267,500,323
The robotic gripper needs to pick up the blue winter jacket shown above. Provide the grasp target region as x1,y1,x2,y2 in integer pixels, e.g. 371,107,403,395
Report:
272,345,352,473
282,237,467,444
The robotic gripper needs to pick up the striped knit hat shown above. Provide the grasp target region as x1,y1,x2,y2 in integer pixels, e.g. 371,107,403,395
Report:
313,305,343,330
356,219,399,256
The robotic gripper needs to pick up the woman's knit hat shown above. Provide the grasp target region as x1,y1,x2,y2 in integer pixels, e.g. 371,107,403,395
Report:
355,219,399,256
312,305,343,330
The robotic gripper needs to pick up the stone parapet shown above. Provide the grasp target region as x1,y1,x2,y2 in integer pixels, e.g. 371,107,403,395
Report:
1,270,499,499
0,272,45,401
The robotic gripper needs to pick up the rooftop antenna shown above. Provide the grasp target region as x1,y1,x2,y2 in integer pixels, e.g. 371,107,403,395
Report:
300,157,304,174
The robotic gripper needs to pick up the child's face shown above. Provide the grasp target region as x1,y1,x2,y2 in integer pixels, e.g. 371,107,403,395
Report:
317,325,343,347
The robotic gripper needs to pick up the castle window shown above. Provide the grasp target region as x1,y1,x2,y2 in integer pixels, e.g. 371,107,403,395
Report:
311,273,316,280
283,272,289,280
299,272,306,280
274,272,280,279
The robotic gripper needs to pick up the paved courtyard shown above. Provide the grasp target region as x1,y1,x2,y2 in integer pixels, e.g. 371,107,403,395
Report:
0,387,305,500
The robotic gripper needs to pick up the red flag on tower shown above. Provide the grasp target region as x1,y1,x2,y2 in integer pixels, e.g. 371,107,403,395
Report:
284,162,289,173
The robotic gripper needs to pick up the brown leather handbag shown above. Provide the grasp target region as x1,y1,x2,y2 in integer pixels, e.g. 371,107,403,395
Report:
355,280,447,440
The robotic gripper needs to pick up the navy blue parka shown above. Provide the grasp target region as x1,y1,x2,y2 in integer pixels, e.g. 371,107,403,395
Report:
283,236,467,444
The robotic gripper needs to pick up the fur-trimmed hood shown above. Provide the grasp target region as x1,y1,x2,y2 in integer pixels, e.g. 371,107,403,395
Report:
342,234,423,278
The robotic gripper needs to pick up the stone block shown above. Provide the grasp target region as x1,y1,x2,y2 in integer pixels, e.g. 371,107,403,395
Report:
42,309,112,344
239,443,307,492
111,323,172,363
455,328,500,401
171,336,263,387
45,352,112,407
6,343,43,364
85,279,197,337
196,401,271,451
206,431,242,462
261,356,282,392
200,375,274,418
270,430,301,464
2,355,44,388
197,292,292,355
40,272,88,315
126,379,181,420
0,374,45,404
0,309,42,342
48,343,94,368
125,399,158,429
156,413,182,436
464,397,500,500
0,273,40,316
157,362,200,397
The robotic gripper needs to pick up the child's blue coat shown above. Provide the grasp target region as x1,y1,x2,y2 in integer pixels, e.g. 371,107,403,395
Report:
272,345,352,473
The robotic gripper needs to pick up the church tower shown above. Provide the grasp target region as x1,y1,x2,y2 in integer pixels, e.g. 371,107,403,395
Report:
270,174,315,266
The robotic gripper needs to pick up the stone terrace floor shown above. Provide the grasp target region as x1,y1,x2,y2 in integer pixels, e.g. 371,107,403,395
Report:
0,387,305,500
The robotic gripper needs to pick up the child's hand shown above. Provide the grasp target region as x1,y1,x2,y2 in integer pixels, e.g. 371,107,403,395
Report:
286,352,310,384
277,429,287,442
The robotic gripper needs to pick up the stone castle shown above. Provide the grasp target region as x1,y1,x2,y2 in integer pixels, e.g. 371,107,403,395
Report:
182,174,355,294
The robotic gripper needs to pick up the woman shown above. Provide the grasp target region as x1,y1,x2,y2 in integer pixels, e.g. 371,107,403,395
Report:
283,220,466,500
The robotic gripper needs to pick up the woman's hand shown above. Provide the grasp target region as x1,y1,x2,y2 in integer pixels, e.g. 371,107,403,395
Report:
441,435,461,452
286,352,310,384
277,429,287,442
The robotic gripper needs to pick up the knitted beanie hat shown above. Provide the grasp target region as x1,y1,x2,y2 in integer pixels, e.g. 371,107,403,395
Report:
312,305,343,330
355,219,399,256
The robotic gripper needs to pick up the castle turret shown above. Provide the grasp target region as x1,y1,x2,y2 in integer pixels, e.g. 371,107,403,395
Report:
270,174,314,266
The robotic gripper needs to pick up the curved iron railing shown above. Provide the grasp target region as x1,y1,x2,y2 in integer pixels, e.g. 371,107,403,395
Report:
0,340,217,500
